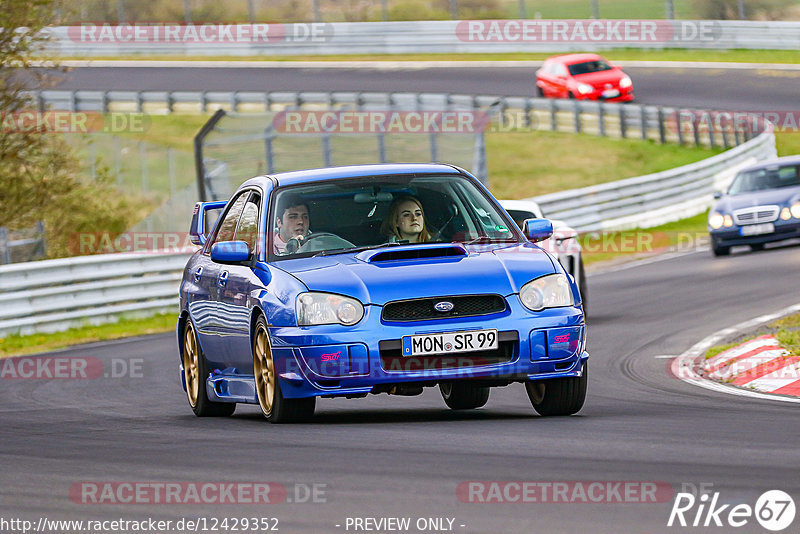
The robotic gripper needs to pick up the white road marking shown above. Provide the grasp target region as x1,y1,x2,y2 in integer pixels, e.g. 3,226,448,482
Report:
672,302,800,404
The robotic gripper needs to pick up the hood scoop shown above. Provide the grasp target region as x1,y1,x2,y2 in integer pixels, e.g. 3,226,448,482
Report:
357,243,467,263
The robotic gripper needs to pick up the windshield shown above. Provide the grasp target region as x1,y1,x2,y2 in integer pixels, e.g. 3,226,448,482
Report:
567,60,612,76
728,165,800,194
268,174,521,260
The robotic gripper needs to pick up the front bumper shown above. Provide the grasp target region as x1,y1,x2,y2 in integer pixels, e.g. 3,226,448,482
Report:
576,87,634,102
266,296,586,399
710,220,800,247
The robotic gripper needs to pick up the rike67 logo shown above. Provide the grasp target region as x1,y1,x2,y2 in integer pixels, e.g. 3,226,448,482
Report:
668,486,795,531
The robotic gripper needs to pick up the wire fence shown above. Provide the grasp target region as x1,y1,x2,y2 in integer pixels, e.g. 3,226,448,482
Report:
65,136,197,234
0,224,47,265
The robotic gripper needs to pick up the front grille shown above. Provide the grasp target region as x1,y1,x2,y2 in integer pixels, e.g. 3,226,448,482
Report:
733,205,779,225
379,332,517,372
382,294,506,322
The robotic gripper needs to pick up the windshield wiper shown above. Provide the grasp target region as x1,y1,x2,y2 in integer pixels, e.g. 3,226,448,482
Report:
312,241,405,257
463,236,518,245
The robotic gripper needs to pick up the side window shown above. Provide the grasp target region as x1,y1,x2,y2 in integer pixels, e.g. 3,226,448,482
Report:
209,193,248,247
235,194,261,255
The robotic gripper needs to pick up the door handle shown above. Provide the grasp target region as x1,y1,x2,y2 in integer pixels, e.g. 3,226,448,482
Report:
193,266,203,282
218,270,229,287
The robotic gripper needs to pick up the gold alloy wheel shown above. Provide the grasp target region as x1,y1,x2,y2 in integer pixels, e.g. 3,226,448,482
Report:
183,323,199,407
253,324,275,416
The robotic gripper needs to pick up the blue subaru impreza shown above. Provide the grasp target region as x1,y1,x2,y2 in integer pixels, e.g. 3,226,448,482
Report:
178,164,587,423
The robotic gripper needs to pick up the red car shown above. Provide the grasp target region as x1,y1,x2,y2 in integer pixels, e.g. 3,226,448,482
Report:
536,53,634,102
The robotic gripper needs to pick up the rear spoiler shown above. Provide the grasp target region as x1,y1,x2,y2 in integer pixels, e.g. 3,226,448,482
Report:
189,201,227,246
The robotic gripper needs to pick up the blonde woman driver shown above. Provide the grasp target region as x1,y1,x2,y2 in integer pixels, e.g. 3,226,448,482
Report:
381,195,432,243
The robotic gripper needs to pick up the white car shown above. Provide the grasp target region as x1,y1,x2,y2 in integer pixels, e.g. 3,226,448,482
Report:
500,199,587,314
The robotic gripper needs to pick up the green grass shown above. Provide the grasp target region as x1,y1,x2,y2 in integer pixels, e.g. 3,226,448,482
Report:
487,130,722,199
50,49,800,64
771,313,800,329
580,209,711,265
511,0,695,19
704,312,800,360
705,341,744,360
776,329,800,355
0,313,177,359
775,132,800,158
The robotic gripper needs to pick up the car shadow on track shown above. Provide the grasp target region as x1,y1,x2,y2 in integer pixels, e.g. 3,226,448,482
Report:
228,408,545,425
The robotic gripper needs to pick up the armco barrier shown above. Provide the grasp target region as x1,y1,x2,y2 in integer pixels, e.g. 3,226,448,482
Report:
532,130,776,231
3,90,777,337
0,251,192,337
27,89,761,150
42,20,800,56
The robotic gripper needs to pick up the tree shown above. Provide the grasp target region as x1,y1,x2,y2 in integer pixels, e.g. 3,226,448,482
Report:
0,0,138,258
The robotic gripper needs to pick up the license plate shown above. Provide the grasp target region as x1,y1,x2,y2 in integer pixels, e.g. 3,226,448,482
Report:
740,223,774,236
401,329,499,357
602,89,620,98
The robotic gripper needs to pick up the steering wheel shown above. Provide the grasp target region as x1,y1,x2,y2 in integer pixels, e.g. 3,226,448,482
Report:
287,232,355,254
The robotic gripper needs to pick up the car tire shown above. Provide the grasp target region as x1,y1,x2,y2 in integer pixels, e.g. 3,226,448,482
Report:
711,243,730,256
536,85,545,98
578,257,588,317
525,363,587,416
253,317,315,423
182,320,236,417
749,243,765,252
439,382,490,410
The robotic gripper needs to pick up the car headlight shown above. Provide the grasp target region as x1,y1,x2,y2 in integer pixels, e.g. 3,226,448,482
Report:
792,203,800,219
619,76,632,89
577,83,594,95
781,207,792,220
520,274,574,312
708,212,724,230
723,215,734,227
297,292,364,326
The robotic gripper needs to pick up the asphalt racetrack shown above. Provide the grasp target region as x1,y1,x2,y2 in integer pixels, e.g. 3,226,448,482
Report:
3,62,800,533
47,63,800,111
2,244,800,533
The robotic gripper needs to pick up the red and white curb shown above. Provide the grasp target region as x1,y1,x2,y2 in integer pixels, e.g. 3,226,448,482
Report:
671,303,800,404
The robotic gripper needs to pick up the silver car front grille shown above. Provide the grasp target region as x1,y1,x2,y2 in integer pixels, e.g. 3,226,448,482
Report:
732,205,780,225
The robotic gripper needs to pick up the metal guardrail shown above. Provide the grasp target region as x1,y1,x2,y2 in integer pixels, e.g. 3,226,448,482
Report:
0,251,192,337
42,21,800,55
29,89,760,150
531,130,776,232
3,89,777,337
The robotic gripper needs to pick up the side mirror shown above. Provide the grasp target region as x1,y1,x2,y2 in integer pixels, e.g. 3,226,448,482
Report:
523,218,554,243
189,200,227,246
713,191,723,200
210,241,251,264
